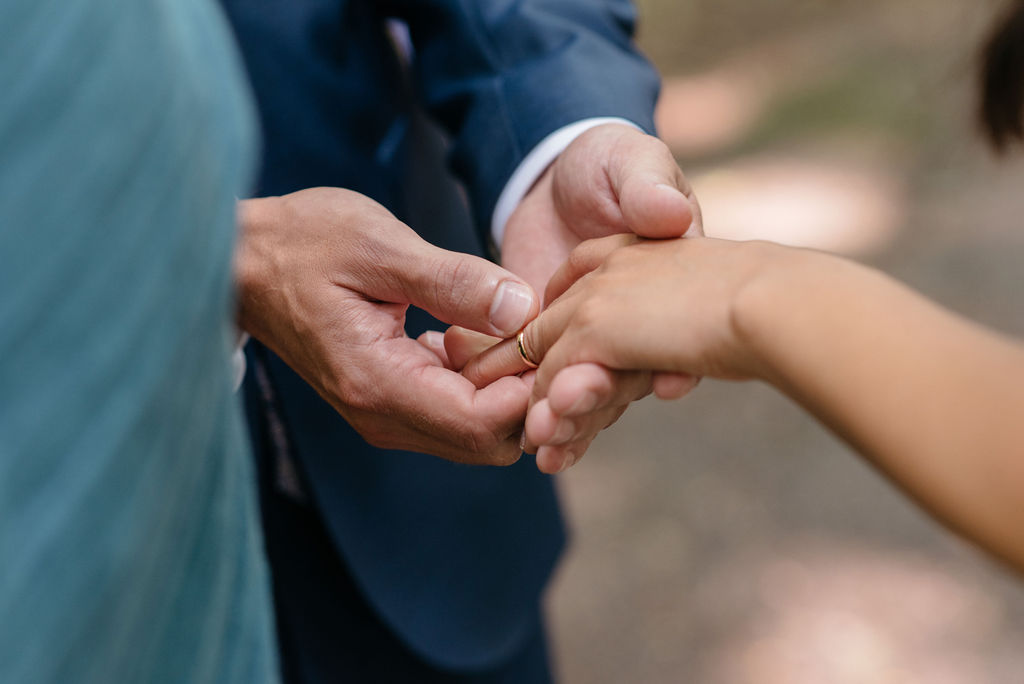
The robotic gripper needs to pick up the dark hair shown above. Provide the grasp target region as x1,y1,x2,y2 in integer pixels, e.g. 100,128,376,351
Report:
981,0,1024,149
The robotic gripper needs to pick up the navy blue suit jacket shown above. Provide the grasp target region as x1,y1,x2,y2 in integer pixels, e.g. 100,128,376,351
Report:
222,0,660,672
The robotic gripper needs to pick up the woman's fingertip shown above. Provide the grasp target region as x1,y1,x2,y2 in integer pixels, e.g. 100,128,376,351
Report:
536,446,570,474
564,389,599,415
549,418,576,445
534,447,555,473
652,373,700,400
524,399,554,446
554,449,575,473
418,330,450,365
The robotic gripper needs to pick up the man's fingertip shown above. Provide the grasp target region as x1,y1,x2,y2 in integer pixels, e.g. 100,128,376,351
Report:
623,183,693,239
535,447,560,474
489,280,537,336
655,182,685,196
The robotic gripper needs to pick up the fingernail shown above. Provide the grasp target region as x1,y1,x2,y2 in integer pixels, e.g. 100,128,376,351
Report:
519,431,527,452
551,420,575,445
567,391,598,415
655,183,684,196
423,330,444,349
489,280,535,336
556,451,575,473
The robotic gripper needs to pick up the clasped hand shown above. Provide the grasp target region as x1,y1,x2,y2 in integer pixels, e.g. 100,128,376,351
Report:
236,187,539,465
436,124,705,472
458,235,783,473
235,124,700,470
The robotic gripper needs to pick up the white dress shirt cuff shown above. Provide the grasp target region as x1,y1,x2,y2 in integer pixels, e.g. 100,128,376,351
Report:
490,117,643,247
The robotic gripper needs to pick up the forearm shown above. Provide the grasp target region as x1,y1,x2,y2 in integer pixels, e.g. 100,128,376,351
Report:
737,248,1024,568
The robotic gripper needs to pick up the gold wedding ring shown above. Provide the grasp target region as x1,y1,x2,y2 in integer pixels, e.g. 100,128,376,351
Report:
516,330,539,369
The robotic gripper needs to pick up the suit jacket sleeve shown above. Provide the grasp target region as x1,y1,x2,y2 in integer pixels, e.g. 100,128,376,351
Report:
381,0,661,235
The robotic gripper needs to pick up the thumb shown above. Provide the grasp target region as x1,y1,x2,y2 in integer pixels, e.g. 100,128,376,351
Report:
401,241,540,338
610,133,702,239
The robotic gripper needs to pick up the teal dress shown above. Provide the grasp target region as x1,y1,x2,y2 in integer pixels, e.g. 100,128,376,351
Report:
0,1,278,682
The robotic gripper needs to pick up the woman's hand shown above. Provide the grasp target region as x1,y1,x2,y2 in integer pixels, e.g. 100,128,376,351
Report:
526,236,785,382
459,235,795,472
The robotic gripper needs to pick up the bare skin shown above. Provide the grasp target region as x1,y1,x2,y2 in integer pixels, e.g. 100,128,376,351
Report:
428,124,701,465
235,125,699,466
235,188,539,465
468,234,1024,572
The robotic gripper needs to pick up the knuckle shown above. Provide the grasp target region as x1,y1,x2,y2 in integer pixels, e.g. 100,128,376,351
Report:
333,368,382,414
524,320,546,362
345,389,376,414
491,443,523,467
466,425,502,456
456,419,525,466
567,243,593,276
574,297,608,332
603,246,636,270
354,421,398,450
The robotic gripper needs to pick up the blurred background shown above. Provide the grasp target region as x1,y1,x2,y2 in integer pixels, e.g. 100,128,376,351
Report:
545,1,1024,682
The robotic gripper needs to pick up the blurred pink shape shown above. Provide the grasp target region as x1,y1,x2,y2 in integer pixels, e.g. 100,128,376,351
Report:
695,156,905,256
697,542,1024,684
656,72,767,157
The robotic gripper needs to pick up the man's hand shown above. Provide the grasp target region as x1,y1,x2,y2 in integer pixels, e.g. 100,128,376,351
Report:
235,187,539,465
498,123,702,472
500,123,701,294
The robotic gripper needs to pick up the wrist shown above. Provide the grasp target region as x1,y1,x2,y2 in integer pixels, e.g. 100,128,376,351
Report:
729,242,819,384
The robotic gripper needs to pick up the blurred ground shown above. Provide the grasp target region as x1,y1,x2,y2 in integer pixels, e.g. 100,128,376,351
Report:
545,1,1024,682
